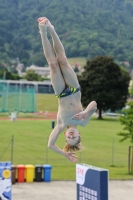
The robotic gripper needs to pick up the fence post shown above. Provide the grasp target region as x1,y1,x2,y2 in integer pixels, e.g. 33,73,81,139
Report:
128,146,130,173
11,135,14,164
0,136,13,161
111,138,114,166
46,137,48,164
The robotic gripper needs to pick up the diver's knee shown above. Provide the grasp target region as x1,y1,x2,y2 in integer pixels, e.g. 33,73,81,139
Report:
57,55,68,66
49,60,59,71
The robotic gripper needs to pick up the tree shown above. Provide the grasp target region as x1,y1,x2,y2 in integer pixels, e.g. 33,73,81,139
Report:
117,101,133,143
23,69,41,81
27,52,47,67
1,0,133,63
129,84,133,98
78,56,131,119
0,69,20,80
117,101,133,173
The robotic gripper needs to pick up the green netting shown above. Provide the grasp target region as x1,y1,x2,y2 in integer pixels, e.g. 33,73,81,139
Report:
0,79,36,113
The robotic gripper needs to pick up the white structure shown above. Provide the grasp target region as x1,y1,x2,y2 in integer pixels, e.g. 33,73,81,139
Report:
26,64,50,78
10,112,17,121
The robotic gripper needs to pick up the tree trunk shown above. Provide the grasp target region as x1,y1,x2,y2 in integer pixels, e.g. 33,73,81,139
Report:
98,108,103,119
128,146,133,173
131,147,133,172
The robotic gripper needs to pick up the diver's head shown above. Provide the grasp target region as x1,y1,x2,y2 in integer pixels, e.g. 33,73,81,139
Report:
63,126,82,152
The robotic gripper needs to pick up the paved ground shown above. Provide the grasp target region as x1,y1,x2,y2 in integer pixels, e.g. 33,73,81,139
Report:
12,181,133,200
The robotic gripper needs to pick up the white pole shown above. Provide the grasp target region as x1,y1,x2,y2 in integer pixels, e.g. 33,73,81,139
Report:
19,83,22,112
5,81,9,112
34,85,37,113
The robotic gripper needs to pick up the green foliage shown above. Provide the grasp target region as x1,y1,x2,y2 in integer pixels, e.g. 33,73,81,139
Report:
78,56,131,119
23,69,42,81
27,52,47,66
0,0,133,69
0,52,12,70
0,69,20,80
117,101,133,143
129,86,133,96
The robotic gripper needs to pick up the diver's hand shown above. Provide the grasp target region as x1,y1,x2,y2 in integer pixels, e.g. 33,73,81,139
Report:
65,152,78,162
72,111,86,120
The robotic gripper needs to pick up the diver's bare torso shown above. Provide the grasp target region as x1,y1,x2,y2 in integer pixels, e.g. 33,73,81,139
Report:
57,91,84,127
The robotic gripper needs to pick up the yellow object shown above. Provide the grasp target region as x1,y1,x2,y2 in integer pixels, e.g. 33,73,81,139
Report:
25,165,35,183
3,169,11,179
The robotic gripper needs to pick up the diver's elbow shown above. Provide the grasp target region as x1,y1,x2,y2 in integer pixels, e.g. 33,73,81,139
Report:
47,143,54,150
47,143,52,149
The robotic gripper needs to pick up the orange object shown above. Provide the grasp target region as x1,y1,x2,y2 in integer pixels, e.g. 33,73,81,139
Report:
17,165,25,182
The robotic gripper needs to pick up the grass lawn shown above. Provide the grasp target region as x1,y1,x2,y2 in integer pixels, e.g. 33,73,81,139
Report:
0,117,133,180
68,57,87,67
36,94,58,112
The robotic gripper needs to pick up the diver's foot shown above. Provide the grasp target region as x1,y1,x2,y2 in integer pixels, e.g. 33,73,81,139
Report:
38,17,54,33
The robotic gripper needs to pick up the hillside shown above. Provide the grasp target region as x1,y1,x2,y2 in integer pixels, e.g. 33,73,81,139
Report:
0,0,133,70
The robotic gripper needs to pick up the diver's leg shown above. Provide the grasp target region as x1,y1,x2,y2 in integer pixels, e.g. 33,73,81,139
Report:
39,17,79,88
38,20,65,94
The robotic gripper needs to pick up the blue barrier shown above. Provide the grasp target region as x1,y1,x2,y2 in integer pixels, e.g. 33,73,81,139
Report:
76,164,108,200
0,162,12,200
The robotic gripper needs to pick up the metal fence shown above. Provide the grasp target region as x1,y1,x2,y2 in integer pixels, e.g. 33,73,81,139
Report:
0,135,129,169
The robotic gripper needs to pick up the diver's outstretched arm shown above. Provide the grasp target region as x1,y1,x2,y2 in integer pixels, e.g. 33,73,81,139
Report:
47,125,65,155
47,125,78,162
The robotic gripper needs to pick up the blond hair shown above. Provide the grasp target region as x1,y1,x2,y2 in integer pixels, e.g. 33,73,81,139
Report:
63,136,83,152
63,143,82,152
